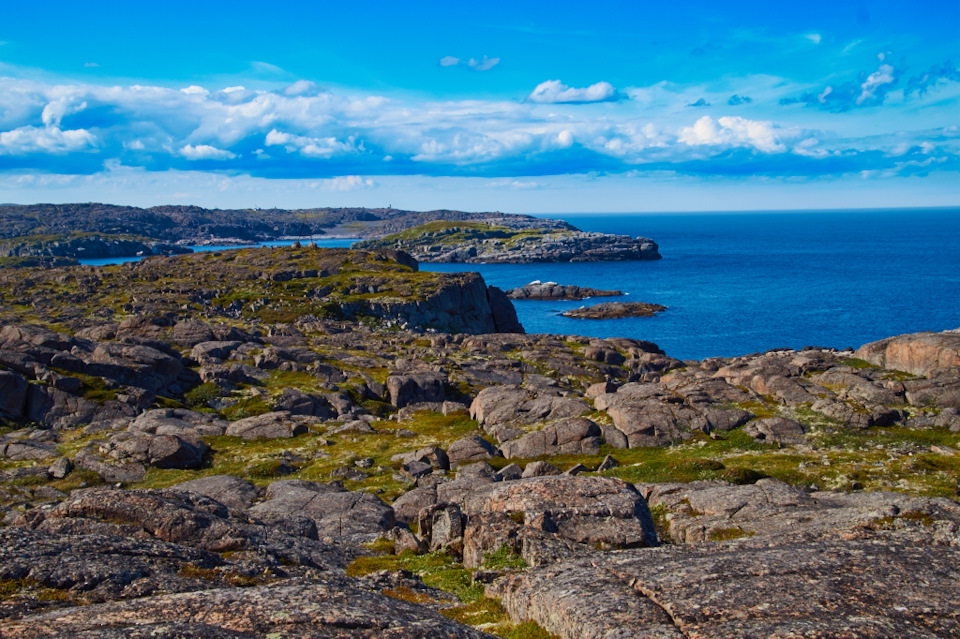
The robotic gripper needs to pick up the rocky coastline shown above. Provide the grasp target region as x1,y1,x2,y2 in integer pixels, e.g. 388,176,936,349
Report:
356,222,661,264
0,247,958,637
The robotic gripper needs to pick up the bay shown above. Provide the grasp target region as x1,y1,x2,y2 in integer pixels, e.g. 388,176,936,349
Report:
422,208,960,360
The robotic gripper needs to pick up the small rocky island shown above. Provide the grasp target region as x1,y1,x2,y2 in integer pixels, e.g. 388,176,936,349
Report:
0,246,958,638
354,221,661,263
505,281,623,300
562,301,668,319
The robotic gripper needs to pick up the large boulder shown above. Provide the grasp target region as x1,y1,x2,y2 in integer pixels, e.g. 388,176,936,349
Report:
112,434,208,470
169,475,261,511
225,412,309,440
0,370,28,417
470,385,589,427
417,475,658,569
386,372,449,408
247,480,395,544
856,331,960,376
500,418,601,459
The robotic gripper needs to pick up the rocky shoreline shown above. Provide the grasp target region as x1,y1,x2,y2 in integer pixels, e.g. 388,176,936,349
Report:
0,247,958,637
356,222,661,264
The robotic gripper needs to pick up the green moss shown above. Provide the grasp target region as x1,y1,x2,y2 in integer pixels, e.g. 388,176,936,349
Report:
481,545,527,571
707,527,755,541
185,382,222,408
839,357,879,369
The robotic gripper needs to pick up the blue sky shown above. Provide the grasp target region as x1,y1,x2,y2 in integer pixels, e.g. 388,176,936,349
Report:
0,0,957,212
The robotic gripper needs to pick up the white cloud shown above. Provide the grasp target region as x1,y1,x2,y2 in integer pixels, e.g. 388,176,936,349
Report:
181,85,209,96
0,125,97,154
440,55,500,71
678,116,786,153
527,80,619,104
41,97,88,127
805,33,822,44
284,80,321,96
84,62,100,68
180,144,236,160
468,56,499,71
325,175,376,191
265,129,359,158
251,61,287,75
857,63,895,105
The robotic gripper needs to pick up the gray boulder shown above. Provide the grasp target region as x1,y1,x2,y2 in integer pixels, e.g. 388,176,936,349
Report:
225,412,309,440
446,436,500,466
247,480,395,544
169,475,261,511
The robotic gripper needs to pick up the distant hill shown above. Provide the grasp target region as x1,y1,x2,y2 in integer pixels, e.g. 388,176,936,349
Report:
0,203,574,244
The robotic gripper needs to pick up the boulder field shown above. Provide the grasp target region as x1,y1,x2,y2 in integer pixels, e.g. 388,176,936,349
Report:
0,250,958,637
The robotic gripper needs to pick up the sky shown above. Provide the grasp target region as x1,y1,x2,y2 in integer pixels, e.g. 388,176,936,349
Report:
0,0,957,213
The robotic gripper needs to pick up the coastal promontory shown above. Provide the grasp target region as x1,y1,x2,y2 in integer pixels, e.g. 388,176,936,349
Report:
353,221,661,263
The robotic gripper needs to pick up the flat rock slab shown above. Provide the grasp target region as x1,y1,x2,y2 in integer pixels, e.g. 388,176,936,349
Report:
562,302,667,320
1,576,496,638
493,537,960,638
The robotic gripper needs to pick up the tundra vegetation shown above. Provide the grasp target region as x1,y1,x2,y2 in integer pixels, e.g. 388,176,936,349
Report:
0,245,957,638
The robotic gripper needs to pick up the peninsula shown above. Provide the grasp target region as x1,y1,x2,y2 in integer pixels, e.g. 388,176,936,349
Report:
353,221,661,263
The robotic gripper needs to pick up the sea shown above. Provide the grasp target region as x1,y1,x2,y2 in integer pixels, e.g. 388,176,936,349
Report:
80,208,960,361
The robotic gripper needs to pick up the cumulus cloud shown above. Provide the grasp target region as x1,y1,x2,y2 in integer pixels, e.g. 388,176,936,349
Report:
0,75,954,181
679,116,787,153
284,80,322,96
0,125,97,154
439,55,500,71
180,144,236,160
857,64,895,105
727,94,752,106
41,97,88,127
527,80,620,104
265,129,359,158
688,98,711,108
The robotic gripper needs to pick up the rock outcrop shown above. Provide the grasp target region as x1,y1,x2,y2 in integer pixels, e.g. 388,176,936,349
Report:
354,222,661,263
505,281,623,300
856,330,960,376
562,301,667,319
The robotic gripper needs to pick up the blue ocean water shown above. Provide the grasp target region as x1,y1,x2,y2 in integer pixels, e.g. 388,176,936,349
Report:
422,208,960,360
78,208,959,361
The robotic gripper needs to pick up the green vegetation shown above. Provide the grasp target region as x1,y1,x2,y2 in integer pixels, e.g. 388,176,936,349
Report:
346,550,554,638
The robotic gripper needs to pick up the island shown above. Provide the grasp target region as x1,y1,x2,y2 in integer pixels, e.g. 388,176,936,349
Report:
0,245,958,638
505,281,623,300
562,301,668,319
